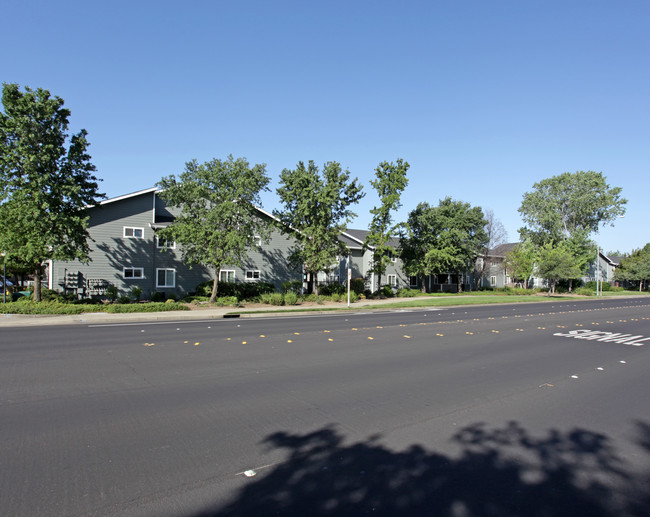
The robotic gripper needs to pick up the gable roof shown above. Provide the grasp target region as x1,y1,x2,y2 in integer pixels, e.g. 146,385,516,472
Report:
341,229,401,250
489,243,517,257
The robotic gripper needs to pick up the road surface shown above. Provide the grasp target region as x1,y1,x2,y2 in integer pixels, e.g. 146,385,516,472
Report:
1,298,649,516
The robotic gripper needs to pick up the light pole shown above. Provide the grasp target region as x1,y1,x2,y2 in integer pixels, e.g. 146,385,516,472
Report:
1,252,6,304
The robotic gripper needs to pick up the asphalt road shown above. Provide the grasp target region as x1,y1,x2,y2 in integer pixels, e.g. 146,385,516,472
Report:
1,298,649,516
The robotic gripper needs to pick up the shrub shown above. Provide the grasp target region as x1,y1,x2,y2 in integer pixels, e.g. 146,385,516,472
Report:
574,287,595,296
150,291,165,302
350,292,359,303
584,280,611,292
130,286,143,301
106,284,118,303
105,302,189,313
0,301,84,314
319,283,346,296
216,296,239,307
282,280,303,294
270,293,284,306
330,293,342,303
284,291,299,305
117,295,131,304
380,285,394,298
195,280,276,301
40,288,65,302
397,288,418,297
350,278,365,295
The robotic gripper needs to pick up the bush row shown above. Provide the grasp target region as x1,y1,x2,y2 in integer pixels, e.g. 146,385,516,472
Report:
0,300,189,315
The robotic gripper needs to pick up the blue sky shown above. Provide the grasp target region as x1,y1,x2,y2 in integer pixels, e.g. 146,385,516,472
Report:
2,0,648,254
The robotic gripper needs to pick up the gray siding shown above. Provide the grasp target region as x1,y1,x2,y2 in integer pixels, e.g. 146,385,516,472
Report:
52,191,302,298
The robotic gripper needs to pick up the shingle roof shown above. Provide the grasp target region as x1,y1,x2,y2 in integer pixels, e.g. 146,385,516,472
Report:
489,243,518,257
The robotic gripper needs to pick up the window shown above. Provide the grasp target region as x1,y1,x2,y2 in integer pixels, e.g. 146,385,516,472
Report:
156,236,175,249
409,276,418,287
123,267,144,279
245,270,260,281
252,235,262,247
490,276,497,286
219,270,235,282
123,227,144,239
156,268,176,288
387,251,397,263
388,274,397,286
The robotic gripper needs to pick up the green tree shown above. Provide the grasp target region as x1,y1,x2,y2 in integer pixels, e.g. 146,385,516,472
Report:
615,244,650,291
518,171,627,246
401,198,488,293
275,160,364,295
535,242,582,296
156,156,271,304
518,171,625,290
0,83,103,301
364,158,409,293
503,241,537,288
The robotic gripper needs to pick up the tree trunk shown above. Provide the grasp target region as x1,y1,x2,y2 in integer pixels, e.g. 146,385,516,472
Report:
376,274,382,296
210,272,219,304
420,274,426,293
33,266,42,302
312,272,319,296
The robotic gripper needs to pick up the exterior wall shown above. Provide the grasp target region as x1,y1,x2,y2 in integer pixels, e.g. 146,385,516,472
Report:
584,253,618,286
52,191,302,298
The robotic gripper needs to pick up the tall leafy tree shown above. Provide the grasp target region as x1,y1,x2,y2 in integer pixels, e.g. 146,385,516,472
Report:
364,158,409,293
401,198,488,293
519,171,626,290
0,83,103,301
156,156,271,304
275,160,364,295
518,171,626,246
503,240,537,288
615,244,650,291
536,242,582,296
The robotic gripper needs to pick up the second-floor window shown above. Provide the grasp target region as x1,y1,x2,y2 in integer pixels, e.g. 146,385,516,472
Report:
123,267,144,279
246,270,260,281
156,236,176,249
123,227,144,239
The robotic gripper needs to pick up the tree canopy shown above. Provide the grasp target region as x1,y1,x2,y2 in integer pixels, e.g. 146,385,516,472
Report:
401,198,488,292
614,244,650,291
535,242,582,296
156,156,271,303
503,241,536,288
274,160,364,295
364,159,409,292
518,170,626,246
0,83,103,301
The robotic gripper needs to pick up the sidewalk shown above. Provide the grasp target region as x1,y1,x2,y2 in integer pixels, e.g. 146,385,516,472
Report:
0,297,420,328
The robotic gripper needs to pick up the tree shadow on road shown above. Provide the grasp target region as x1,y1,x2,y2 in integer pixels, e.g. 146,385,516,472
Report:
192,420,649,517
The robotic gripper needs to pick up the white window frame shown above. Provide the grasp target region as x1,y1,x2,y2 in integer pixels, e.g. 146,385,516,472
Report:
245,270,261,281
219,269,236,282
156,268,176,288
123,267,144,279
388,251,397,263
490,275,497,286
388,274,397,286
252,235,262,247
123,226,144,239
156,236,176,249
